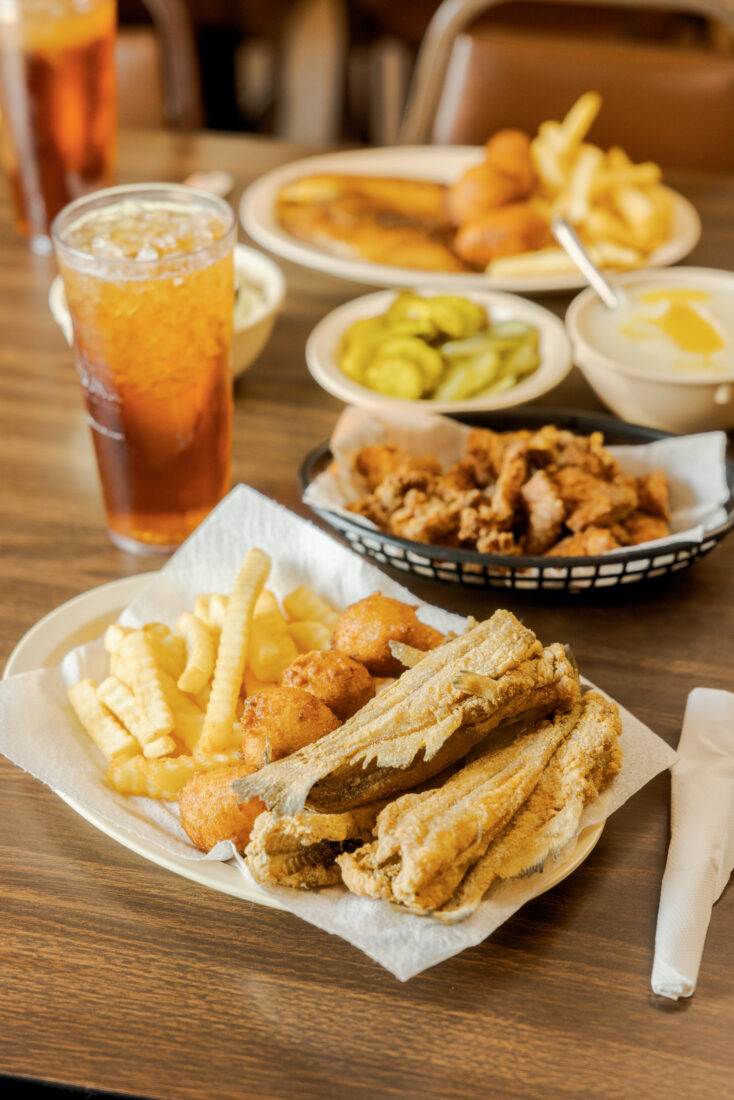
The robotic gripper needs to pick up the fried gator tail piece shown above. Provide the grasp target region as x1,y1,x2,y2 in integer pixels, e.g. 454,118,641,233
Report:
232,610,580,815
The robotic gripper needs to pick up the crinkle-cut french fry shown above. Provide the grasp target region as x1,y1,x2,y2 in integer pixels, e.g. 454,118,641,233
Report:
143,623,186,680
195,593,229,630
243,667,279,697
158,669,205,752
199,548,270,753
249,590,299,682
282,585,339,628
287,619,332,653
142,734,177,759
120,631,174,738
192,681,211,712
559,90,601,150
177,612,217,694
104,624,132,655
107,754,203,800
208,594,229,630
193,749,242,767
96,675,148,743
109,652,136,688
68,679,138,761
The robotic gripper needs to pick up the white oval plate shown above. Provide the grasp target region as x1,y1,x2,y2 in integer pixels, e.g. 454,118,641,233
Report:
240,145,701,294
306,285,572,414
4,574,603,908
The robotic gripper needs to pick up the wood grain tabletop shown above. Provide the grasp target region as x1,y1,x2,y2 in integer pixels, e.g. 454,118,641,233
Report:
1,129,733,1100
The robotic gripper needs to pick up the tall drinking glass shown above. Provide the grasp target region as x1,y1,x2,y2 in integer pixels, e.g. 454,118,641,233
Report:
53,184,236,554
0,0,117,254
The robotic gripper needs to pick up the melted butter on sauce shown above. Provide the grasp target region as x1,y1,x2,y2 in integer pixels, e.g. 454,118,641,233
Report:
620,288,725,365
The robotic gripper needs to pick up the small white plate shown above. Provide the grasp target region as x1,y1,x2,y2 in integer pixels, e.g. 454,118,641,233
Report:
240,145,701,294
4,574,603,908
305,286,572,414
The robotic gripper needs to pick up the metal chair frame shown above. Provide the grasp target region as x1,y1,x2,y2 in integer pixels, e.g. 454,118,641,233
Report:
397,0,734,144
139,0,203,130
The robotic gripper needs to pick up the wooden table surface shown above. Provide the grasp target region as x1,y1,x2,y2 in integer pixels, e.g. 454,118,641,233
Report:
1,129,733,1100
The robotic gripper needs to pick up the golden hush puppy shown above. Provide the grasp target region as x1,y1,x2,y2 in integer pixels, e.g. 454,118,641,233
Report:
179,762,266,853
330,592,444,677
240,686,340,769
281,649,375,721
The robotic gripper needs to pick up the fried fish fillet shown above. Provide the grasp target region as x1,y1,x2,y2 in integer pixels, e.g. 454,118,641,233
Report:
277,173,469,272
246,805,381,890
337,701,584,912
233,611,579,816
435,691,622,922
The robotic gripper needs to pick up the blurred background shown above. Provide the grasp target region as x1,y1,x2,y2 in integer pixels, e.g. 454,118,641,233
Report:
120,0,734,168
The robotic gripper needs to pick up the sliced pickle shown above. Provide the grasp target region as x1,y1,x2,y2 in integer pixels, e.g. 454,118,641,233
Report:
432,350,500,401
364,357,424,399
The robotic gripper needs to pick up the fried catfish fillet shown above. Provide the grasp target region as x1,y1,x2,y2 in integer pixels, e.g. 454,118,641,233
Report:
337,701,583,913
435,691,622,922
233,611,579,816
276,173,469,272
245,805,381,890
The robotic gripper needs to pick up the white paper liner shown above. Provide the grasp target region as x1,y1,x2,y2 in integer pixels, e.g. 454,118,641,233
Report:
303,407,730,554
0,485,677,978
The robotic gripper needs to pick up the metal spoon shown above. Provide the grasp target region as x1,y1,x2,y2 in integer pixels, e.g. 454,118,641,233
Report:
551,216,623,309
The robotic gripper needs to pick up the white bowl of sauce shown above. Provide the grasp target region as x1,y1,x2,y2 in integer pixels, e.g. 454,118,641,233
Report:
566,268,734,432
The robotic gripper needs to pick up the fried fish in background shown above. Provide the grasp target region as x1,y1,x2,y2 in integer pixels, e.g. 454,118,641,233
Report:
276,173,469,272
232,611,580,816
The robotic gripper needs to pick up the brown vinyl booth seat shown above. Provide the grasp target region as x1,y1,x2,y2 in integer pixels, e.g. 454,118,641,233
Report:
398,0,734,172
434,27,734,171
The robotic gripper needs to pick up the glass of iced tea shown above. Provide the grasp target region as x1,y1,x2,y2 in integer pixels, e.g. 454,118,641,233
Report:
0,0,117,253
53,183,236,554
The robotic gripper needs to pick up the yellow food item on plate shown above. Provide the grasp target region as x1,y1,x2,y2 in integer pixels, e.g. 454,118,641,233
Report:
67,559,337,799
337,291,540,402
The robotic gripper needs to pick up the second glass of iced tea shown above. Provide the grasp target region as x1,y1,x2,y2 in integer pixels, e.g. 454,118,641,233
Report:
0,0,117,253
53,184,235,553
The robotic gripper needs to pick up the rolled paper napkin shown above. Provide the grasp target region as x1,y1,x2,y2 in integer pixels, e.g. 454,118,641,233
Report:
651,688,734,999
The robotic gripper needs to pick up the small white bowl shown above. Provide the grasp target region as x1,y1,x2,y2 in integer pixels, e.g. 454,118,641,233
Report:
48,242,285,378
566,267,734,433
305,286,572,415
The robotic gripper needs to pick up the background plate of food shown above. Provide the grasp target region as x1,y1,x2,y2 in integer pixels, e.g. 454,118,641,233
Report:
306,286,571,413
240,94,700,294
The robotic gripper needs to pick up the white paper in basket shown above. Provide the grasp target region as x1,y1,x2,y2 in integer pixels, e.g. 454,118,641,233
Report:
0,485,676,979
303,407,730,550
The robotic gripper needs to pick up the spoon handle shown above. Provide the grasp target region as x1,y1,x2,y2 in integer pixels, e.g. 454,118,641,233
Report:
551,217,621,309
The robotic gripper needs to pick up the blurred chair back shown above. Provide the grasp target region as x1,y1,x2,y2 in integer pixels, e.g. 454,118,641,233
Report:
398,0,734,171
118,0,203,129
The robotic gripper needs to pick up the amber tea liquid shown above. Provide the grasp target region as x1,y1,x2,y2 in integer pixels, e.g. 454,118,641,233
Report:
0,0,117,252
53,185,235,553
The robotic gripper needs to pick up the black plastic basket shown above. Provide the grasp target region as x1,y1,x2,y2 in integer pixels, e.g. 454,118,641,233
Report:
300,408,734,592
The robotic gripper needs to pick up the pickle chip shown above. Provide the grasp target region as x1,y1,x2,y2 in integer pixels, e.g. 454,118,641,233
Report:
335,291,540,401
364,358,424,399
